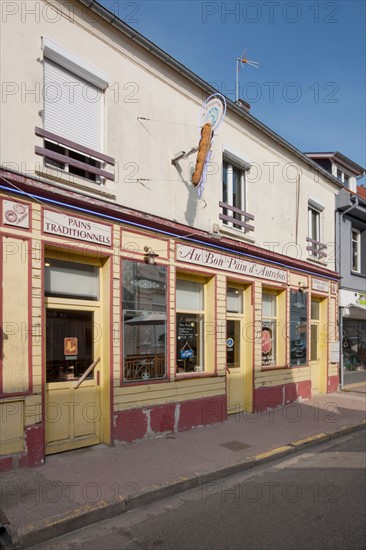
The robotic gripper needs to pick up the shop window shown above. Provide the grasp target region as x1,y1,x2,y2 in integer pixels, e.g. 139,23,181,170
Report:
176,276,216,374
122,261,167,382
226,287,244,370
290,290,308,366
262,288,286,368
176,279,204,373
311,299,320,362
227,287,243,314
343,319,366,371
262,292,277,366
45,259,99,300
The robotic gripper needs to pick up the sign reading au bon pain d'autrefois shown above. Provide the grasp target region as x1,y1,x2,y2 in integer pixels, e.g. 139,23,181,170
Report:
177,244,288,283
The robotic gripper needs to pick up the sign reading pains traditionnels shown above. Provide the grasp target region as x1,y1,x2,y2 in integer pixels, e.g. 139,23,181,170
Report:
43,210,112,246
177,244,288,283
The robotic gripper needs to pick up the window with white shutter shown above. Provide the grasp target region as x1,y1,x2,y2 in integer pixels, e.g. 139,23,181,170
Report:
35,40,115,185
44,60,102,152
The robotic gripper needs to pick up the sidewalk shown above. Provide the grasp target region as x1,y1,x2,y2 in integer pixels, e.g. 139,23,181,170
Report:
1,391,365,549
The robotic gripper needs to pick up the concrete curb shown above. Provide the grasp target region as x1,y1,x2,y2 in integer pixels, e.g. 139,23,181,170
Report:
11,421,366,549
325,420,366,439
288,432,331,451
254,445,297,465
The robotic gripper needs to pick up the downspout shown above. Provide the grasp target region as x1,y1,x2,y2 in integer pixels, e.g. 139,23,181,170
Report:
338,195,359,391
339,307,344,390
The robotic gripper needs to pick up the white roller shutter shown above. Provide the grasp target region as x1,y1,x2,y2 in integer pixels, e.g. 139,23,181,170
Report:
44,59,102,152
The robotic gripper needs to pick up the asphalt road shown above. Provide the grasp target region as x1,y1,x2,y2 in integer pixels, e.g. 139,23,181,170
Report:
29,431,366,550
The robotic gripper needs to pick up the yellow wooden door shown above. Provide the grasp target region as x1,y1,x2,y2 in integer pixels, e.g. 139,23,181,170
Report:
227,319,245,413
310,321,320,394
45,305,101,455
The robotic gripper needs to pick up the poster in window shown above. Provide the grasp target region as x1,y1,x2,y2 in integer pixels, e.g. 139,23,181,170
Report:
177,321,196,341
262,324,274,366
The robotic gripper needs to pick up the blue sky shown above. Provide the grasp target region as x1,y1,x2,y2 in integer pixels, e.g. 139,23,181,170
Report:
100,0,365,183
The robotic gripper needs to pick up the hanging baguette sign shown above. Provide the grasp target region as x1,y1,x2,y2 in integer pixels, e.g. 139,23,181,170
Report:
192,93,226,195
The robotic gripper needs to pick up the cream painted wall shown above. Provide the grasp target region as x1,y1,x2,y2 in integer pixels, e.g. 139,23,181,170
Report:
1,0,338,270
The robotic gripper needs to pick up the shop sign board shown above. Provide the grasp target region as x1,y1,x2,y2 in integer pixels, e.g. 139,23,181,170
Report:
44,210,111,246
177,244,288,284
3,200,30,228
312,278,330,293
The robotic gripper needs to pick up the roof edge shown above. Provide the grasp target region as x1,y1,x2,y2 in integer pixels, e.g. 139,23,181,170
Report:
305,152,365,175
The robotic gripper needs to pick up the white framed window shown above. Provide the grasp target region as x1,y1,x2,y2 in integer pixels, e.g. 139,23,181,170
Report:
336,167,351,188
307,202,327,261
222,160,246,231
41,40,111,185
223,161,246,212
351,229,361,272
44,59,103,153
308,206,320,244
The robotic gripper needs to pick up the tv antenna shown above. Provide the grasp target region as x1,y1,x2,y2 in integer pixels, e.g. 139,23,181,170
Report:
236,49,259,103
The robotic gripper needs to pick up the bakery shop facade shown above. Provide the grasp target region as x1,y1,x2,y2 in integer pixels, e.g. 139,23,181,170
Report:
0,178,339,470
0,0,341,469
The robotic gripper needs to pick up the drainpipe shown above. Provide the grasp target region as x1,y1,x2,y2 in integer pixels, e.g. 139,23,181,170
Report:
339,306,345,390
338,195,359,391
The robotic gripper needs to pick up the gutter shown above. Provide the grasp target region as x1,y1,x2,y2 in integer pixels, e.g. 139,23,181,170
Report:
77,0,343,191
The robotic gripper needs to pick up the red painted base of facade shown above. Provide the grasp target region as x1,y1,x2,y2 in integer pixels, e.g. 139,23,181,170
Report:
0,456,14,473
0,424,45,472
114,395,227,443
254,380,312,412
327,375,339,393
19,424,45,468
1,376,341,471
